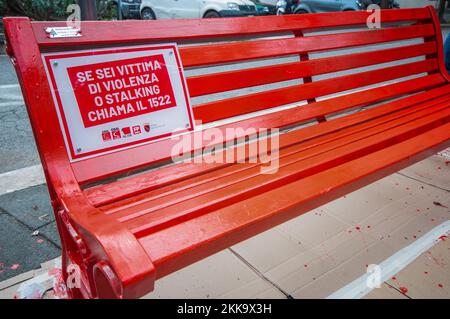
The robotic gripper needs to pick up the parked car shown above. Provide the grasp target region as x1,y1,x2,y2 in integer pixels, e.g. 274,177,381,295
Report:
140,0,259,20
253,0,277,15
276,0,399,15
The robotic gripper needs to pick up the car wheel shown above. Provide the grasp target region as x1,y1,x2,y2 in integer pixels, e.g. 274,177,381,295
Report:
294,9,308,14
141,8,155,20
204,11,221,19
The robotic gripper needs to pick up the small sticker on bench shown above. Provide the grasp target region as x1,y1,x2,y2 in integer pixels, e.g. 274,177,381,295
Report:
42,44,194,161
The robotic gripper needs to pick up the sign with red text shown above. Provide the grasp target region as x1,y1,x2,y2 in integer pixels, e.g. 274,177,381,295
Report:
43,44,194,161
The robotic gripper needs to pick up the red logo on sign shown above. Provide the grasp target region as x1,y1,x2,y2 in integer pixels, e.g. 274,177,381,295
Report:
122,127,132,137
102,130,112,142
144,123,150,133
111,128,121,140
132,125,142,135
67,54,177,128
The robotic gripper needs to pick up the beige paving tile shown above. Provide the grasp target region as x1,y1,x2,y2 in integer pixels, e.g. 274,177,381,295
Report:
264,250,331,294
308,225,380,271
325,179,404,225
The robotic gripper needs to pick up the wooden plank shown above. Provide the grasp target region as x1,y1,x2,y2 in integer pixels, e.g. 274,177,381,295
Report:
187,42,437,97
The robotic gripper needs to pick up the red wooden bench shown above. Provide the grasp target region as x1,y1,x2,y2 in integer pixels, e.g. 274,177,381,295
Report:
4,7,450,299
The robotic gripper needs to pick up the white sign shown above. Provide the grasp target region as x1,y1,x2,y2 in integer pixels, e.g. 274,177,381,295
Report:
43,44,194,161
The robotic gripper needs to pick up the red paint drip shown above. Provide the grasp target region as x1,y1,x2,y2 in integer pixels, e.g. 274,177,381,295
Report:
399,287,408,294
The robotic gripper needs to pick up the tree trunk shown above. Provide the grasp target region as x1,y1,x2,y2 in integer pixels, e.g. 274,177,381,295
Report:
78,0,97,21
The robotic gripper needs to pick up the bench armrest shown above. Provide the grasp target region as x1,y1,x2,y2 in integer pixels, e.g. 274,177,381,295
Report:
58,189,156,298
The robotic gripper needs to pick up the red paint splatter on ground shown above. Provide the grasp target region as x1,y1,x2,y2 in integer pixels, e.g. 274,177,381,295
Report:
304,264,308,268
445,161,450,166
36,239,44,244
439,235,448,242
10,264,20,270
355,226,361,231
424,271,429,275
392,276,397,280
367,225,371,229
413,235,417,239
437,284,444,288
399,287,408,294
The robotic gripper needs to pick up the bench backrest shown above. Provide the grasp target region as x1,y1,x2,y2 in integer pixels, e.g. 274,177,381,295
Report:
4,7,447,185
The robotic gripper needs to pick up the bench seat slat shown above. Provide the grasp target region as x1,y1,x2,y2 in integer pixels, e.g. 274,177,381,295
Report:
139,122,450,279
180,24,435,67
86,83,450,207
194,59,438,123
187,42,437,97
80,74,446,187
32,8,431,47
101,96,450,219
115,106,450,236
5,6,450,299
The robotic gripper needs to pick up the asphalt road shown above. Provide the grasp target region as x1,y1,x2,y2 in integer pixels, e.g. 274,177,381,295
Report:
0,54,60,281
0,26,449,283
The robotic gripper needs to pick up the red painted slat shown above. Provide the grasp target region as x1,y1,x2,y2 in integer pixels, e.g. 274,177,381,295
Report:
140,124,450,278
102,98,450,219
85,83,450,206
180,24,435,67
121,107,450,235
193,59,438,123
187,42,437,97
31,8,431,47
